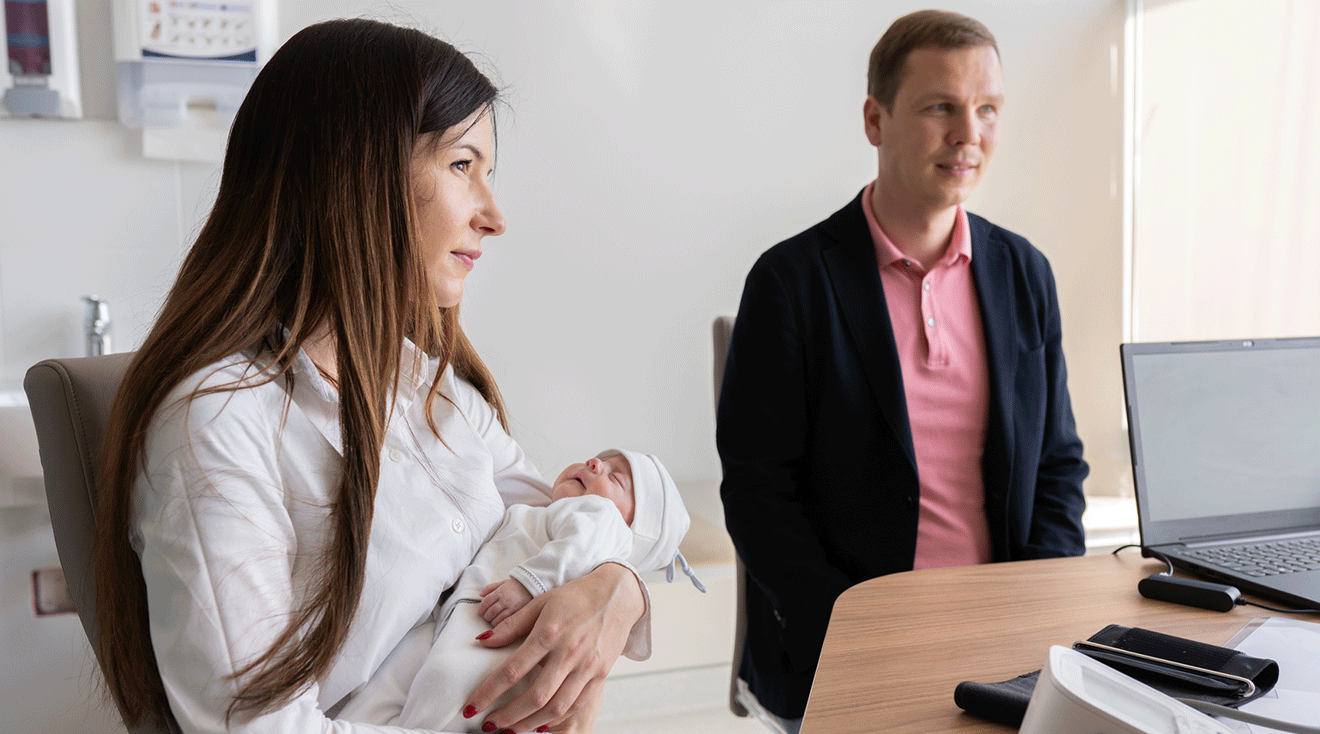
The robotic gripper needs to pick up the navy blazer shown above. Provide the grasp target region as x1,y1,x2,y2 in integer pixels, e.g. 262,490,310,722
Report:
716,191,1088,719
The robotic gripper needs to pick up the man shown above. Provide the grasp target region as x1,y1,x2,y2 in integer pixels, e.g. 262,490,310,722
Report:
716,10,1088,732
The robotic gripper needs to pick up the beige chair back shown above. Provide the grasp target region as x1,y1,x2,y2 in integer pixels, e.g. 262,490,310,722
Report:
25,353,179,734
712,316,752,718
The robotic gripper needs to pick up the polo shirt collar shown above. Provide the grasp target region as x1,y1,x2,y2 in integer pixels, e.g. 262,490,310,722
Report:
861,180,973,269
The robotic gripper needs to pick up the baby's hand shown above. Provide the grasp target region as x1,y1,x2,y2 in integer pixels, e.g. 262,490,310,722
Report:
478,579,534,627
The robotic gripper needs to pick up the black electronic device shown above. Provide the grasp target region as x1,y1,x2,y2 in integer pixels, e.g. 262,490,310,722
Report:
1137,573,1241,612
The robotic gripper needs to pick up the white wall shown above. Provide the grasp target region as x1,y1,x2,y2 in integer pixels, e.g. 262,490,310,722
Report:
0,2,1126,731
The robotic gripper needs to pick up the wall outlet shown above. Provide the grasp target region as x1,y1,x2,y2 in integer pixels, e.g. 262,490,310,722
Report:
32,566,76,616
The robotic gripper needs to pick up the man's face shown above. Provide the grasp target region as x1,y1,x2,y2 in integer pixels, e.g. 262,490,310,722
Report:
864,45,1003,218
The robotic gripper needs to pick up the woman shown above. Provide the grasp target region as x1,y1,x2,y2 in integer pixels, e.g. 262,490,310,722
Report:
93,19,648,734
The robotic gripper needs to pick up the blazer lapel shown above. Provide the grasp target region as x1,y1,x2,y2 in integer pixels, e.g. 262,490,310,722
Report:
969,216,1017,497
820,194,916,473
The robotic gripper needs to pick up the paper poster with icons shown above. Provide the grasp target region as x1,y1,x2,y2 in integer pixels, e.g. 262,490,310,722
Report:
138,1,258,63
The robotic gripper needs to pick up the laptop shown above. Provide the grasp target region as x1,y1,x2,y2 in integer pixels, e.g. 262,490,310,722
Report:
1121,336,1320,610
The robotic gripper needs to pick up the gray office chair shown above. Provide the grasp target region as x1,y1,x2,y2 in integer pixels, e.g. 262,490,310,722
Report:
25,353,180,734
712,316,753,718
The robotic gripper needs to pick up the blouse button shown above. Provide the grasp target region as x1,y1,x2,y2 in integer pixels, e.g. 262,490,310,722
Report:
451,518,465,533
388,449,404,463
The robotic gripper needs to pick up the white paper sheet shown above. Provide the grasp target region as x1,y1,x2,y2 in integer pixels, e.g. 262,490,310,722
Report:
1224,617,1320,733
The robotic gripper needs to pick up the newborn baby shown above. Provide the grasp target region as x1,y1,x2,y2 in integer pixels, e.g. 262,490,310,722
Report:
337,448,700,732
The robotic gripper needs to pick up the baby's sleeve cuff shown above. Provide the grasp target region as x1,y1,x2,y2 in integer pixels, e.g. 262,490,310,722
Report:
509,566,549,598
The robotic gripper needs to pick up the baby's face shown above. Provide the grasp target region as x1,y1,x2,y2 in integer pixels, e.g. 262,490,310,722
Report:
551,454,635,524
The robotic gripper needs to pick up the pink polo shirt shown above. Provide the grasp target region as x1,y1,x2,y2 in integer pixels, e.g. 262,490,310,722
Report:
862,181,992,569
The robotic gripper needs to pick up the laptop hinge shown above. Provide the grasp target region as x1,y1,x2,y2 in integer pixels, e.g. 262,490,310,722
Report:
1180,526,1320,547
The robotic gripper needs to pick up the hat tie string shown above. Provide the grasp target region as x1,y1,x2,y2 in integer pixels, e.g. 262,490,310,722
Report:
665,551,707,593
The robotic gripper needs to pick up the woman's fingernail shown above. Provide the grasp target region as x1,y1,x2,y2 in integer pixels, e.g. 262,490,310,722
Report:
537,726,550,733
481,723,497,733
476,630,493,640
462,705,477,719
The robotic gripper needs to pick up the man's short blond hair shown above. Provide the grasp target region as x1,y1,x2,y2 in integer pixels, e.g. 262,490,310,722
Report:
867,9,999,111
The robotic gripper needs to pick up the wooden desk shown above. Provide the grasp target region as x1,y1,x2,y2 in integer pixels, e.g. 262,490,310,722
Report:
801,553,1302,733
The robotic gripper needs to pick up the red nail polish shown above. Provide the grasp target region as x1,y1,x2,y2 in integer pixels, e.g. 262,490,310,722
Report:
537,726,550,733
481,723,497,733
476,630,493,640
463,705,477,719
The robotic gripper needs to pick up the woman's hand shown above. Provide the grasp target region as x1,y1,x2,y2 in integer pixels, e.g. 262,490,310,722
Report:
461,562,645,733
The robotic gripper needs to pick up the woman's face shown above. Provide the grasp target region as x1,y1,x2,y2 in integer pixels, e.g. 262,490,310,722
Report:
411,109,505,308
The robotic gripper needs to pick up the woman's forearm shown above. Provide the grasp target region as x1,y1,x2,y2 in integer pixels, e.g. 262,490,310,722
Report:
460,561,647,733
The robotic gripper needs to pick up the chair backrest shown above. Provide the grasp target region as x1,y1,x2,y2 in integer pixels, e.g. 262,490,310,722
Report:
712,316,736,413
24,353,176,734
712,316,752,718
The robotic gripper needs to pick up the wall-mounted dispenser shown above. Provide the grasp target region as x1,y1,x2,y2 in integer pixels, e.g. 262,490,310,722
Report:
1,0,82,119
112,0,277,161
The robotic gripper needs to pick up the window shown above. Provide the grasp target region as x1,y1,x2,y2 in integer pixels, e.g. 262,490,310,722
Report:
1130,0,1320,342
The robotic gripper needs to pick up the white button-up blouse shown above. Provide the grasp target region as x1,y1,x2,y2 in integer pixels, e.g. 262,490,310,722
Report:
131,342,649,733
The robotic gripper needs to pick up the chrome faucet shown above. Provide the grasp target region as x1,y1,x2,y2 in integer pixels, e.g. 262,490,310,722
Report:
84,295,113,356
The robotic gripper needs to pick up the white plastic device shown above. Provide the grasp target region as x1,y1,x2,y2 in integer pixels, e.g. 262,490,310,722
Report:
1019,646,1236,734
1,0,82,118
112,0,277,160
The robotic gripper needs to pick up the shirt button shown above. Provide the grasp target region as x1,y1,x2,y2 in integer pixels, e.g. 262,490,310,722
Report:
451,518,465,533
923,281,930,291
926,317,936,327
388,449,404,463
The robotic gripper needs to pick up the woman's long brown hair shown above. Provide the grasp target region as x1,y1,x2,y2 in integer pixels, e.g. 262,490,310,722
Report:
92,19,505,728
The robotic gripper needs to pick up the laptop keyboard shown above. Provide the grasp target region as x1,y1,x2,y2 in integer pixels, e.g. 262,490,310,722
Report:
1185,537,1320,577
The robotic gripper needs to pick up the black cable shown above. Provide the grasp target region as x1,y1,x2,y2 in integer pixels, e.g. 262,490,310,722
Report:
1111,543,1173,574
1237,598,1320,614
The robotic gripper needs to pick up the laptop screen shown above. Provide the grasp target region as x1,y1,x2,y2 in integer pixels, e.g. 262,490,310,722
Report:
1122,337,1320,545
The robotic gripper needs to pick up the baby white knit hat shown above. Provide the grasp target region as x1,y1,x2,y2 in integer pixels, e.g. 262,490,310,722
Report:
598,448,705,591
